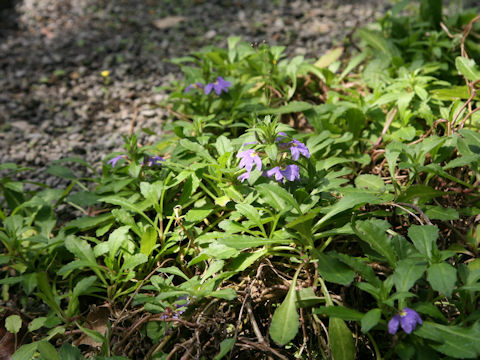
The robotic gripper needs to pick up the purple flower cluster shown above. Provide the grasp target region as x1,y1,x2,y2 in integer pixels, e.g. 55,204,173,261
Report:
185,76,231,95
236,133,310,183
161,295,190,321
265,165,300,183
388,308,422,335
107,155,165,168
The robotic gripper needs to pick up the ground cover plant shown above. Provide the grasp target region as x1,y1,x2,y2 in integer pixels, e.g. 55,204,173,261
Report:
1,0,480,359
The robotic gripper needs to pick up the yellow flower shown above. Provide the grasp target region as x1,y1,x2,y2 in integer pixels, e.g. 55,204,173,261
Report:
101,70,110,78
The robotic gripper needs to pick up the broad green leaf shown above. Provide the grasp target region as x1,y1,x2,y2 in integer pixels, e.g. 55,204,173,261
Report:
329,317,355,360
76,323,106,344
186,208,213,222
213,338,236,360
269,268,301,346
455,56,480,81
415,321,480,358
227,249,267,272
427,263,457,297
37,340,60,360
256,183,301,214
408,225,439,260
361,309,381,333
179,139,215,162
354,220,397,267
12,342,38,360
64,214,113,231
355,174,385,192
393,259,427,293
58,343,84,360
140,225,157,256
313,250,355,285
397,185,445,204
5,314,22,334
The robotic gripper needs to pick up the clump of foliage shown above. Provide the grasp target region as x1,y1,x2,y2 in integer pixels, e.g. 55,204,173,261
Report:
1,1,480,359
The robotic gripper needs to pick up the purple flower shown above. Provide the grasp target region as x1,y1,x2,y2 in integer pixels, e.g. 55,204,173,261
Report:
107,155,124,168
289,139,310,161
275,132,288,144
237,149,262,172
185,82,204,93
237,149,262,182
388,308,422,335
266,166,284,182
282,165,300,181
146,155,165,167
204,76,231,95
265,165,300,183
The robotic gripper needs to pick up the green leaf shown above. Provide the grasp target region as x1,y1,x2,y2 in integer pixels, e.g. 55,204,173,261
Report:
256,183,301,214
218,235,291,249
295,287,324,308
5,314,22,334
269,268,301,346
415,321,480,358
185,208,213,222
158,266,189,281
210,288,237,300
76,323,106,344
28,317,47,332
107,225,130,259
427,263,457,297
315,192,380,230
357,28,400,59
58,343,84,360
314,47,343,68
140,225,157,256
355,174,385,192
354,220,397,267
329,317,355,360
455,56,480,82
12,342,39,360
235,204,265,233
140,181,163,206
408,225,439,260
313,251,355,285
424,206,459,221
37,340,60,360
213,338,236,360
393,259,427,293
361,309,381,333
397,185,445,204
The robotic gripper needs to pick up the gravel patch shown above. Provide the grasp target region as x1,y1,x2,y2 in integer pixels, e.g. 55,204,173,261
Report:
0,0,390,186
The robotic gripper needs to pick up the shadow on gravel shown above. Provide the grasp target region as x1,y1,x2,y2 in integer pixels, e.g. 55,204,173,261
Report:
0,0,388,184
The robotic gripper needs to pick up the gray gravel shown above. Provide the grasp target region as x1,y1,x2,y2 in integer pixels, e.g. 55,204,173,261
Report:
0,0,390,187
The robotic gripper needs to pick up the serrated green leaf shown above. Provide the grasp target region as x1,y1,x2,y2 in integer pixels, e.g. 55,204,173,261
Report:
393,259,427,293
456,56,480,81
355,174,385,192
354,220,397,267
313,251,355,285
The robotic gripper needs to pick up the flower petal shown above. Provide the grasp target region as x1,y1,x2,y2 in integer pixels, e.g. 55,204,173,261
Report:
388,315,400,335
